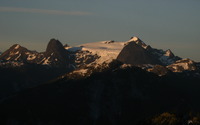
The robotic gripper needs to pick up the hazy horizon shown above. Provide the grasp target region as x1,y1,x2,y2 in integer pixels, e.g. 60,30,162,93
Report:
0,0,200,61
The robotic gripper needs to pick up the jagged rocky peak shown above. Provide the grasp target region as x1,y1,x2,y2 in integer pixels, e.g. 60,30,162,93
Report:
128,36,148,49
165,49,174,57
9,44,28,51
117,42,156,65
42,38,71,68
12,44,21,49
0,43,32,62
46,39,65,53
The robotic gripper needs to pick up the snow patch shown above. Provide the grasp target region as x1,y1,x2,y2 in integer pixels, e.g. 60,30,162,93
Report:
14,45,20,49
130,37,139,41
128,37,148,49
80,41,125,64
15,54,21,60
40,57,51,65
73,69,88,74
15,51,19,55
167,59,196,72
165,50,173,57
27,54,36,61
120,64,132,69
6,57,11,60
43,57,51,65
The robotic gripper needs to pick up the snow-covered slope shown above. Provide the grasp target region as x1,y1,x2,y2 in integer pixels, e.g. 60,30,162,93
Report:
66,36,180,66
167,58,197,72
79,40,125,63
78,37,151,64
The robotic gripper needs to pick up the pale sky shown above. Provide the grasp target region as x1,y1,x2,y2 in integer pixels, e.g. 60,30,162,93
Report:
0,0,200,61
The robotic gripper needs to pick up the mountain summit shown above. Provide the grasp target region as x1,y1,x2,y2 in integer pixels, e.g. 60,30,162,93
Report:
129,36,148,48
43,39,71,68
46,39,65,54
0,44,38,62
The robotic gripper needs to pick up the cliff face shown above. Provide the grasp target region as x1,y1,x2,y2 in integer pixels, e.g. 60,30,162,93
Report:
117,42,157,65
44,39,71,68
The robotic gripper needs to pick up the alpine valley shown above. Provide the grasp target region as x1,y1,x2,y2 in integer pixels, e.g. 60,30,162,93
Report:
0,36,200,125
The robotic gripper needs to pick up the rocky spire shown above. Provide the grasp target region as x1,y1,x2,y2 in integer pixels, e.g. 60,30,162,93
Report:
44,38,70,68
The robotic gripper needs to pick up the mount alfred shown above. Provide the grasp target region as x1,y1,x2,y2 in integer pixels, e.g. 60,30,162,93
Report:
0,36,197,72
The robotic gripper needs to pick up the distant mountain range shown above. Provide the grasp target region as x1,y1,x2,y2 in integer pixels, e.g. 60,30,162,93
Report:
1,36,198,72
0,36,199,80
1,37,200,98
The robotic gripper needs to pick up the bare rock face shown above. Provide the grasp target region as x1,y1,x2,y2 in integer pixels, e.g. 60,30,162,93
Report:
117,42,157,65
45,39,66,55
43,39,71,68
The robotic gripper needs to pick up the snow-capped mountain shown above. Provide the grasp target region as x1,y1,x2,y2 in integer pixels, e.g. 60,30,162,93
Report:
66,40,124,65
64,36,185,76
66,36,180,66
0,44,38,62
0,39,72,68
